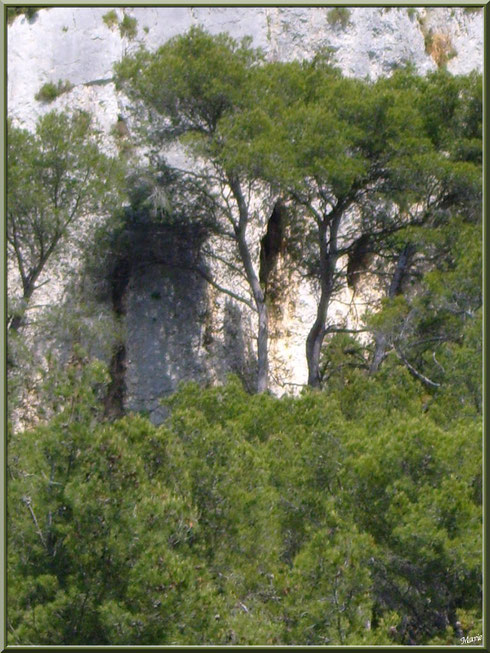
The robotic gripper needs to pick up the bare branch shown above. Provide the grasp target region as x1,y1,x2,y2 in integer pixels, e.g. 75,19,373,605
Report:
194,265,255,309
22,496,48,550
131,258,255,310
202,247,248,281
394,346,441,388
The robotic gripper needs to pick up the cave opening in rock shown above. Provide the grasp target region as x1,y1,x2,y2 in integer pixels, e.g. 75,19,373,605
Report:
259,200,287,300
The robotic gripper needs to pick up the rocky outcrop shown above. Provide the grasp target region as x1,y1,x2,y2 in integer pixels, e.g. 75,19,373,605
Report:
8,7,483,422
8,7,483,128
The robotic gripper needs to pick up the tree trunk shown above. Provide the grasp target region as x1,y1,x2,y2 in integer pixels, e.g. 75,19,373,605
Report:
306,213,341,388
8,313,25,334
8,273,39,333
8,251,53,333
306,316,326,388
229,176,269,393
256,300,269,393
235,230,269,393
369,243,415,374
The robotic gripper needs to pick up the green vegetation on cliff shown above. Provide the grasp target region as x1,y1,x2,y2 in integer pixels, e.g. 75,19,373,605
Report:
114,28,481,393
7,28,481,646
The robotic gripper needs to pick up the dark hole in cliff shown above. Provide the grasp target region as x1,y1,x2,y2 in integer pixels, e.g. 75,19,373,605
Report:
111,255,131,316
346,233,373,291
103,206,210,419
259,200,287,300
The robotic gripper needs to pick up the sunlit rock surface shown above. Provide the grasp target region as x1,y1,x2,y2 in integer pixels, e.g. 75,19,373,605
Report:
8,7,483,421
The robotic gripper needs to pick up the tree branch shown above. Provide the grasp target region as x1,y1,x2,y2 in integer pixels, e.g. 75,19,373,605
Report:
394,346,441,388
22,496,48,550
194,265,255,309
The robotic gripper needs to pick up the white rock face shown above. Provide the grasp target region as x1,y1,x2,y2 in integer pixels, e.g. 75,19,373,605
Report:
7,7,483,419
8,6,483,129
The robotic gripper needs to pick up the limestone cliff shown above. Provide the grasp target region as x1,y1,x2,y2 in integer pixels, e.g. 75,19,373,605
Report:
7,6,483,421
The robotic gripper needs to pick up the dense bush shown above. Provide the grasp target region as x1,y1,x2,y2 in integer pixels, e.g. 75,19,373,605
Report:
8,363,481,645
34,80,74,103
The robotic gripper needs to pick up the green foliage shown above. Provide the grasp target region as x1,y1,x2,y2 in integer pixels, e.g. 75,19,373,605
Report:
102,10,137,40
9,366,481,645
8,29,481,647
7,6,45,24
115,26,262,141
327,7,351,29
365,216,481,422
417,69,482,167
35,79,74,103
119,14,137,40
8,298,120,429
7,110,125,331
320,333,368,389
7,110,126,426
102,9,118,29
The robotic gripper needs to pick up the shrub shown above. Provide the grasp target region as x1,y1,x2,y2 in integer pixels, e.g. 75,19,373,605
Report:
7,7,45,24
102,10,137,39
110,117,134,157
327,7,351,29
119,14,138,40
424,30,457,68
102,9,118,29
8,375,481,645
35,79,74,103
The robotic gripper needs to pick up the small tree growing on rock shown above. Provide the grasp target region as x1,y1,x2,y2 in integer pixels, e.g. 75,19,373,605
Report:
7,110,125,333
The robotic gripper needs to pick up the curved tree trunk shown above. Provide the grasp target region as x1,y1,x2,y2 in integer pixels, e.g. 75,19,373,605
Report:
306,314,327,388
8,268,42,333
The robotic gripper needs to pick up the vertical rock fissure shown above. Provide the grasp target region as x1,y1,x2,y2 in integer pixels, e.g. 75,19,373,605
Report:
259,200,286,301
259,200,291,389
104,255,131,418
